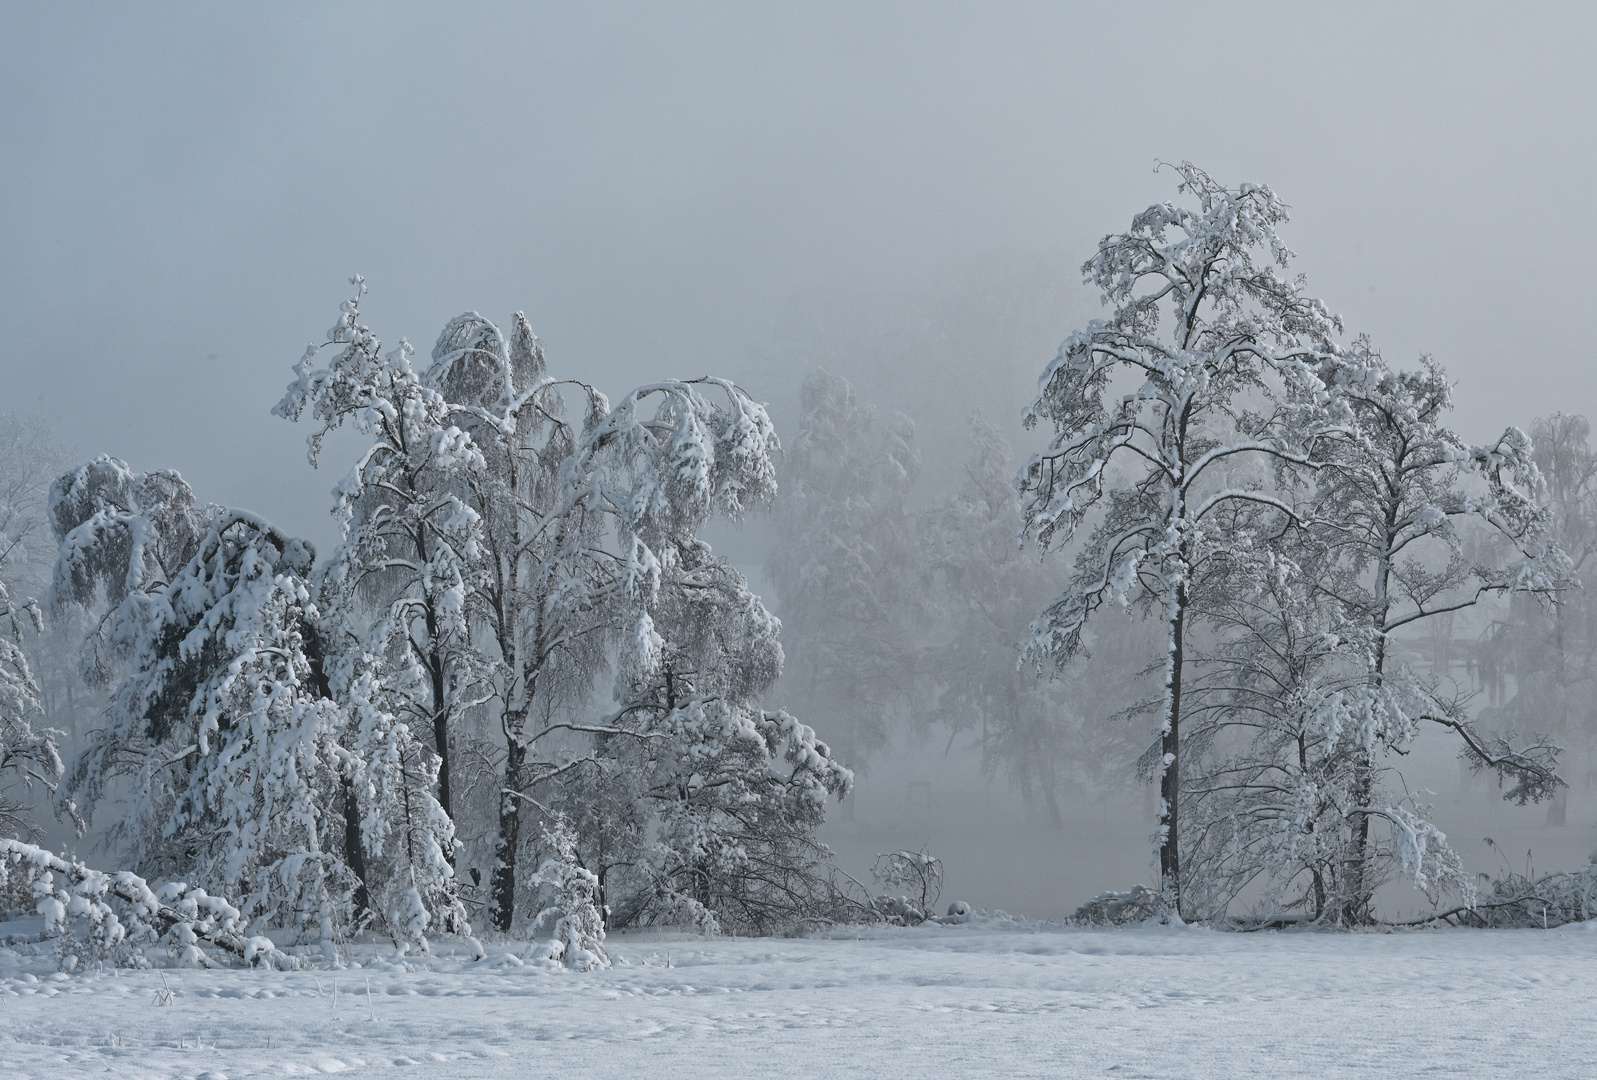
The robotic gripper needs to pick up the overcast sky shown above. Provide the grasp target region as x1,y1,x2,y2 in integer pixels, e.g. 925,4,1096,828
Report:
3,2,1595,549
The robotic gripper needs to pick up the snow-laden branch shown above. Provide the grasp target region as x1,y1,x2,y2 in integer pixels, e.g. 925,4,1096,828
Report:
0,839,292,968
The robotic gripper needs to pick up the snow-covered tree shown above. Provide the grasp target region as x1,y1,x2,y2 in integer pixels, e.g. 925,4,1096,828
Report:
766,367,923,765
569,541,852,934
57,505,353,942
1177,347,1564,923
530,816,608,969
1308,349,1564,921
274,281,495,839
0,581,57,841
1179,528,1470,922
1019,163,1352,918
51,458,463,948
279,283,836,935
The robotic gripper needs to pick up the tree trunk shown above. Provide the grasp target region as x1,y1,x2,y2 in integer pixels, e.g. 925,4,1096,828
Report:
1042,771,1064,830
1344,762,1375,925
489,737,526,932
342,776,372,920
1345,510,1399,924
1158,579,1188,920
430,654,452,830
421,603,454,838
1547,784,1568,827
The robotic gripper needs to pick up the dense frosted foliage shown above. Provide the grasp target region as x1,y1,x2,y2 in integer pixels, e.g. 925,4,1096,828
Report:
276,281,849,939
50,474,465,951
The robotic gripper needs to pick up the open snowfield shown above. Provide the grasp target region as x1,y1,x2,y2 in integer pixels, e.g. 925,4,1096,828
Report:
4,920,1595,1080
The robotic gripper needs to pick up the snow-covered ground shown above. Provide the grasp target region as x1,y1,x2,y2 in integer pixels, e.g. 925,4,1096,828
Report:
4,919,1595,1079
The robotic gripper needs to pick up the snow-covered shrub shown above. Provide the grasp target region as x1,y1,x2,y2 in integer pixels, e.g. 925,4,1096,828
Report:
531,818,608,970
0,839,290,968
1070,885,1160,926
1448,846,1597,929
868,850,943,925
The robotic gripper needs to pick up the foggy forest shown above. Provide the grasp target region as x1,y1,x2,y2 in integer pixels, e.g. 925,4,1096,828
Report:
4,5,1597,1079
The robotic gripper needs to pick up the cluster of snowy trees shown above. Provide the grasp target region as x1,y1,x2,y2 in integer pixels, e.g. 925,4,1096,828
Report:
765,165,1582,927
1,283,852,959
2,166,1590,941
1019,164,1568,924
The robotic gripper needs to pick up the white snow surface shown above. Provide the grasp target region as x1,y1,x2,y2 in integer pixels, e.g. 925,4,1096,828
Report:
3,919,1594,1078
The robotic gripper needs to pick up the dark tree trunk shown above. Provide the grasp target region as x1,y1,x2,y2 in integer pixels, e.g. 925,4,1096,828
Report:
342,776,372,919
1159,580,1188,919
421,604,454,841
489,738,526,932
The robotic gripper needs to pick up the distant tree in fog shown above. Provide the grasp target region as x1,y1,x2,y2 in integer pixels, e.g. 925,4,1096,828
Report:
1481,413,1597,794
0,414,72,838
766,368,924,767
924,413,1138,825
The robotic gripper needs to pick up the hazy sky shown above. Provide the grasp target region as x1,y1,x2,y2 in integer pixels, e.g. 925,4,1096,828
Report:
4,2,1595,550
